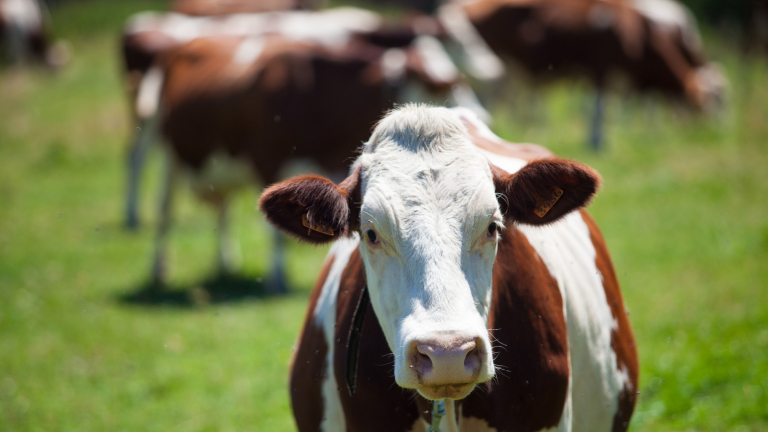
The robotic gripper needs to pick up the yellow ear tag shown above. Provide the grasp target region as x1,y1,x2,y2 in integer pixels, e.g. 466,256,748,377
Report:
533,186,564,218
302,214,335,236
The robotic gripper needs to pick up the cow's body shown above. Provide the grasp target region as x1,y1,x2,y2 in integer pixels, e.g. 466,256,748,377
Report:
141,33,486,289
443,0,726,148
274,107,638,431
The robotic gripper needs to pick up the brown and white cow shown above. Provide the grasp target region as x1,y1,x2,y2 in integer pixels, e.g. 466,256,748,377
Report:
121,7,387,228
139,32,488,290
259,105,638,431
440,0,727,148
0,0,67,67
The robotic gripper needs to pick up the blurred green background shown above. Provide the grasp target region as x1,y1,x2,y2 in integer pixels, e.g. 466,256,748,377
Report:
1,1,767,431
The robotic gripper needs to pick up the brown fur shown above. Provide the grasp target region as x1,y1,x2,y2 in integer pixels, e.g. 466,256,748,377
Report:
460,116,556,161
460,0,719,108
259,168,361,244
492,159,602,225
157,34,459,189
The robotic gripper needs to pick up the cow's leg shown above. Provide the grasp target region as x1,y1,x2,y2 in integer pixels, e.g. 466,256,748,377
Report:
151,155,178,285
4,24,25,65
265,228,288,294
214,196,239,275
125,113,159,229
589,88,605,151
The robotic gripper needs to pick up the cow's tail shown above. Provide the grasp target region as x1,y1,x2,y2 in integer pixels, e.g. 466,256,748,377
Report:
437,3,505,82
135,66,164,120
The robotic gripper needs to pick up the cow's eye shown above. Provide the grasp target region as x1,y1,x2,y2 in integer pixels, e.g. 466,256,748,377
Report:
487,222,498,237
365,229,379,244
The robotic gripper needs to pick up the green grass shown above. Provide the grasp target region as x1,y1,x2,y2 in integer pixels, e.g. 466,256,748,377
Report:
1,1,767,431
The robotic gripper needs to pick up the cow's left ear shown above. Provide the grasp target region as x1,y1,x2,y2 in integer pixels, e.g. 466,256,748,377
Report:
491,159,601,225
259,166,361,244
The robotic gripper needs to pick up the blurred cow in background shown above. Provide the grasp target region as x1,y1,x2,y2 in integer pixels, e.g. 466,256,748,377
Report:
441,0,727,148
121,7,386,229
135,29,487,291
0,0,67,67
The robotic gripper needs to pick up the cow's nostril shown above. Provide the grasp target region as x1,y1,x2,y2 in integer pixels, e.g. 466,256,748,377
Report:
417,352,432,367
464,348,481,370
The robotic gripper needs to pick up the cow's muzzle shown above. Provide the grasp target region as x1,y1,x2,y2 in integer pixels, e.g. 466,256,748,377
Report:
403,331,492,400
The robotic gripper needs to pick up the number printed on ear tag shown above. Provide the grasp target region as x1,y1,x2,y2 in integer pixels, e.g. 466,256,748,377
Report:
302,214,335,236
533,186,564,218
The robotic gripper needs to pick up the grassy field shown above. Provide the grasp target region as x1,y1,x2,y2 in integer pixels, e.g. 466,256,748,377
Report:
1,1,767,431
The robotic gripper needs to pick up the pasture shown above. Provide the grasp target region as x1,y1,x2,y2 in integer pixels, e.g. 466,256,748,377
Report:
1,1,767,431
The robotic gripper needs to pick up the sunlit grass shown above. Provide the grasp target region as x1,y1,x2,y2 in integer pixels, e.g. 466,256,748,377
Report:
1,1,767,431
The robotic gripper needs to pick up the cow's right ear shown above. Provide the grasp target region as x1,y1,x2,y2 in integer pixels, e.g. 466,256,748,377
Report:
259,167,361,244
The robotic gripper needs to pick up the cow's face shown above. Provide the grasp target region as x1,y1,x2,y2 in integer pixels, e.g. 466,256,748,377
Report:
354,107,500,399
259,105,601,400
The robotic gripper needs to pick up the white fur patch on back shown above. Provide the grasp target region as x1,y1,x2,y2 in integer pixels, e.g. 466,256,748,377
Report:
125,7,382,50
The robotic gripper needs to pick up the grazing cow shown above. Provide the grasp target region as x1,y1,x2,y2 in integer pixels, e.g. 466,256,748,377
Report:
441,0,727,148
139,33,488,291
169,0,314,16
259,105,638,431
0,0,66,67
121,7,385,228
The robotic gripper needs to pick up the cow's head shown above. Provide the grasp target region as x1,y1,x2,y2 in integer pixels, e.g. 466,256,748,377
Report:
260,105,600,400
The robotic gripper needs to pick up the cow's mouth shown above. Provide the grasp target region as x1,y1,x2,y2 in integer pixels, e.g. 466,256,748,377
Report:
417,382,476,400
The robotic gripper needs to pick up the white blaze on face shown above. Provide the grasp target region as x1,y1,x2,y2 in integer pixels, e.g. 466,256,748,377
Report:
355,106,498,398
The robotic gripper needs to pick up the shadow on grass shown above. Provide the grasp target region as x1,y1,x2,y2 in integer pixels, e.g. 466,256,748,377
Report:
118,273,289,308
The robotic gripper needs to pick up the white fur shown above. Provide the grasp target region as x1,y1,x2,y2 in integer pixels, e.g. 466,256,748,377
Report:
136,66,164,119
630,0,702,50
232,36,265,65
382,48,408,84
313,237,360,432
414,35,460,84
437,3,505,81
124,7,381,50
0,0,42,32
